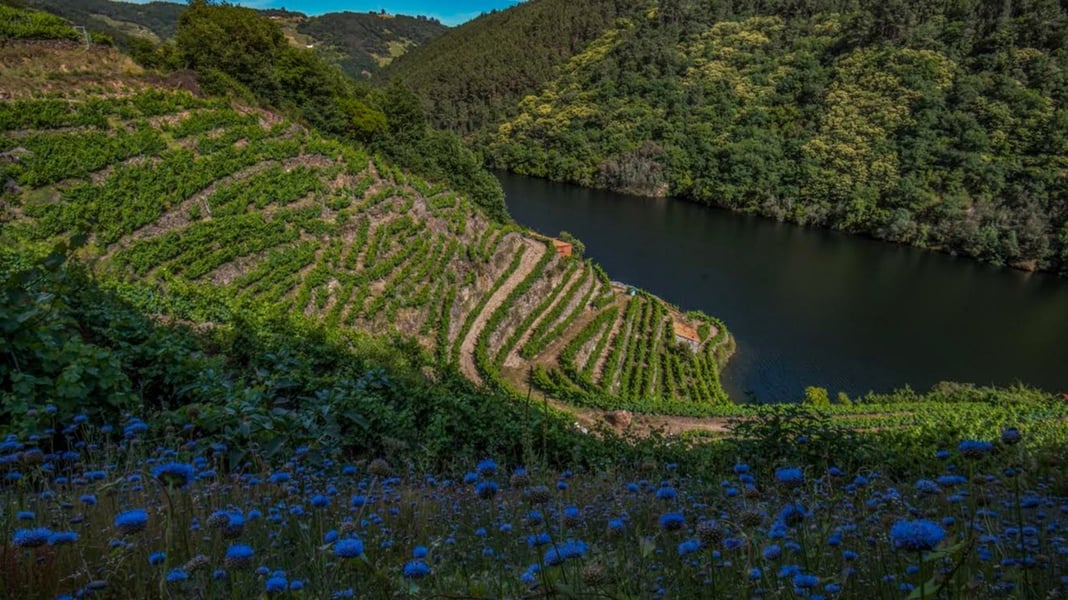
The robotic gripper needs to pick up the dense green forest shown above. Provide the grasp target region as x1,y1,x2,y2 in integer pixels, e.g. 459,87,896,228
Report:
22,0,446,78
385,0,643,135
392,0,1068,274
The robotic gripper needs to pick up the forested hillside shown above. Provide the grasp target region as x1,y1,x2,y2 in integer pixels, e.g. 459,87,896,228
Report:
384,0,642,135
22,0,446,78
24,0,183,42
394,0,1068,274
296,11,446,78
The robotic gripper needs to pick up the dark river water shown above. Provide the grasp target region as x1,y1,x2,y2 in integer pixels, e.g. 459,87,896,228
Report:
497,171,1068,402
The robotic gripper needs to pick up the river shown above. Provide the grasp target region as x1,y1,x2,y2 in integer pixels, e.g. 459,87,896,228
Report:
497,171,1068,402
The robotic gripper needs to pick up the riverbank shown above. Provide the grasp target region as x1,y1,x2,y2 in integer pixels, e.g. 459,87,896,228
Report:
498,170,1068,401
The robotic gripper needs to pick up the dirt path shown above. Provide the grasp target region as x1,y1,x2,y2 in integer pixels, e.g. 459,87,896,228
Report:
538,396,734,437
502,264,579,369
459,237,546,386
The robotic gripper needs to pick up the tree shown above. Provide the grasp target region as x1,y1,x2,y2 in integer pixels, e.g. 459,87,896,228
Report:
175,0,286,102
804,386,831,406
339,97,387,142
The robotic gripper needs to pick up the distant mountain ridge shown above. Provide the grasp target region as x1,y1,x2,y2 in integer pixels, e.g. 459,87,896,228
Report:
24,0,448,77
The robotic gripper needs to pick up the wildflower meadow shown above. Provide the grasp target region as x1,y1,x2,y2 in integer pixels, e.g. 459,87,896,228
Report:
2,415,1066,599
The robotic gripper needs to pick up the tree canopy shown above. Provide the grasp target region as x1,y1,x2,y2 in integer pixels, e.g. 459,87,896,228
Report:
405,0,1068,273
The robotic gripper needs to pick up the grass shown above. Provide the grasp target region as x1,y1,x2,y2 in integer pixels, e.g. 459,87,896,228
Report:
1,415,1066,598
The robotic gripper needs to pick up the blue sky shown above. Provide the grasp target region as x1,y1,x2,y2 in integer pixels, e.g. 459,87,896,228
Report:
137,1,524,26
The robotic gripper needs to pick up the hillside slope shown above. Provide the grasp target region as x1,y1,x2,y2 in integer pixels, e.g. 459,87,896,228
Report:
295,11,446,78
383,0,641,135
0,34,733,415
393,0,1068,275
24,0,447,77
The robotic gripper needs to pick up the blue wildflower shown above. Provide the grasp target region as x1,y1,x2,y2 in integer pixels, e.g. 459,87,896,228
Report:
165,569,188,583
123,419,149,437
1001,428,1021,445
890,520,945,552
290,580,304,591
563,506,581,522
656,486,677,501
958,440,993,459
335,538,364,558
413,545,428,559
16,511,34,520
476,481,498,499
915,479,942,495
678,539,700,556
527,532,552,547
46,531,77,546
152,463,195,488
778,564,802,578
115,509,148,534
779,503,806,527
936,475,967,486
403,560,431,579
149,551,166,566
265,576,287,593
544,539,588,566
13,528,52,548
225,544,254,569
476,459,497,477
520,564,541,587
775,467,803,485
659,512,685,531
763,544,782,560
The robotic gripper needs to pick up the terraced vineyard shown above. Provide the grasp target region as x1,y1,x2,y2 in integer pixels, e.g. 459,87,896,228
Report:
0,46,734,413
